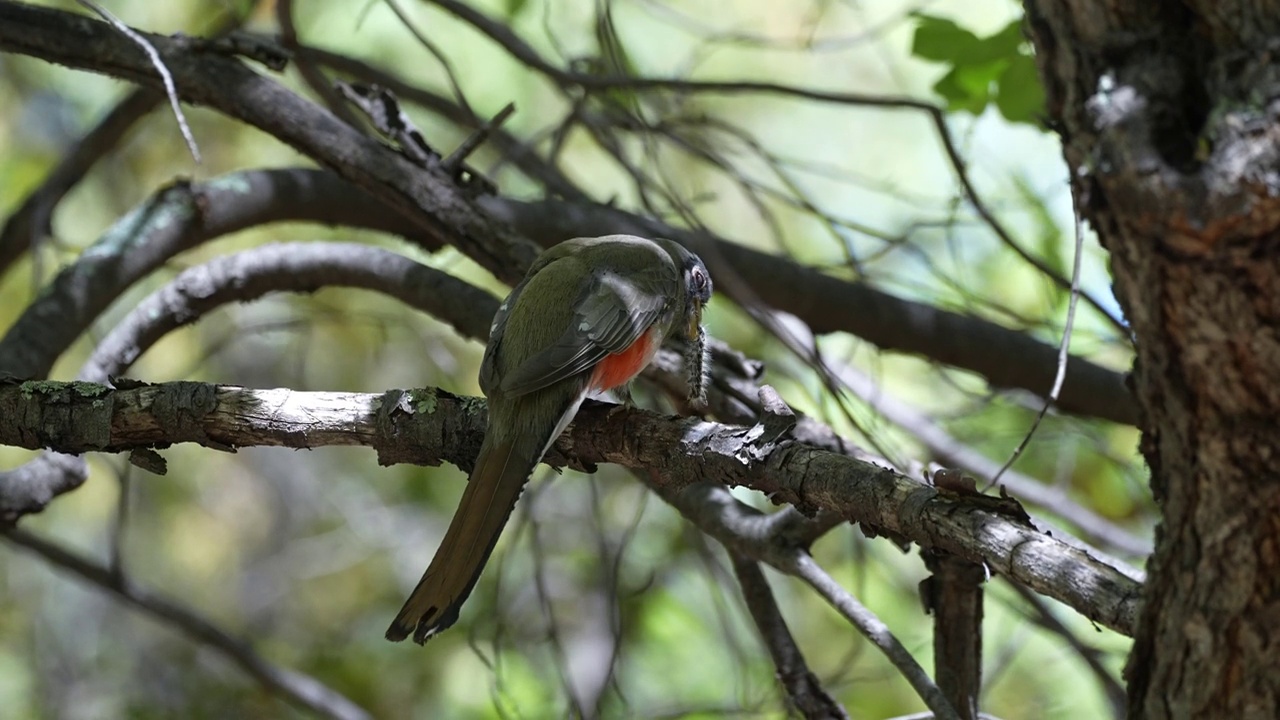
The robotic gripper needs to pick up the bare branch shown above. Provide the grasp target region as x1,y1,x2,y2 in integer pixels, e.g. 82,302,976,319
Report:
74,0,201,163
1,527,371,720
0,380,1141,636
921,551,986,720
730,553,849,720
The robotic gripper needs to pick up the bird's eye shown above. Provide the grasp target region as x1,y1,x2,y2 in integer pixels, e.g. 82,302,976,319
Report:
691,268,707,290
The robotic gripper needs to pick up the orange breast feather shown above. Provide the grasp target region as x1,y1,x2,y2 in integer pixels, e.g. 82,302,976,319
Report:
590,327,660,391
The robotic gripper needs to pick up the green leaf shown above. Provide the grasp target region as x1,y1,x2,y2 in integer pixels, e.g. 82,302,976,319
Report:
987,19,1027,56
932,60,1007,114
912,15,1025,65
911,14,984,63
503,0,531,18
995,55,1046,126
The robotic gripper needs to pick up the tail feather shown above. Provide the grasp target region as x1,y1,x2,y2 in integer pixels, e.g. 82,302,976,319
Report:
385,432,545,644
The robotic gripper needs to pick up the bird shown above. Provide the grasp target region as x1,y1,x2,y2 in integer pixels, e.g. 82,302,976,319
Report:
386,234,713,644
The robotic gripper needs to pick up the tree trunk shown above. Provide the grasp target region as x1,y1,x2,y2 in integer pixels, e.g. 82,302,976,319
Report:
1025,2,1280,717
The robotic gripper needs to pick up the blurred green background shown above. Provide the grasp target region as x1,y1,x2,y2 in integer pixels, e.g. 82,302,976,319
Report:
0,0,1143,717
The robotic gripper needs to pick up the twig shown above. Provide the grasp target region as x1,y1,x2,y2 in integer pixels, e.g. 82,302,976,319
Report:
443,102,516,172
1,527,371,720
423,0,1129,334
790,552,959,720
990,202,1087,485
1005,581,1126,719
276,0,359,125
381,0,475,118
75,0,201,164
730,552,849,720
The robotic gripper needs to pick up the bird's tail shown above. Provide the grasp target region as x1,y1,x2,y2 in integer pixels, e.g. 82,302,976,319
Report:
385,430,545,644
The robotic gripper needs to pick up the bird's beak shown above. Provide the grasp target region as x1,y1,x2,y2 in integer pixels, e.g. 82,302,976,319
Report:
687,299,703,340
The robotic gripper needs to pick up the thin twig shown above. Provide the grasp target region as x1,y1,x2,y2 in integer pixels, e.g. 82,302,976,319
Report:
790,553,960,720
1005,581,1126,719
990,205,1087,485
424,0,1127,333
443,102,517,172
729,552,849,720
1,527,370,720
382,0,476,118
75,0,201,164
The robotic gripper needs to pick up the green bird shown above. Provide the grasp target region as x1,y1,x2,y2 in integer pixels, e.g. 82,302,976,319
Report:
387,234,713,644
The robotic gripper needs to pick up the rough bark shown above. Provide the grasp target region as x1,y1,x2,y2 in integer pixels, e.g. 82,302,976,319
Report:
1025,1,1280,716
0,378,1141,637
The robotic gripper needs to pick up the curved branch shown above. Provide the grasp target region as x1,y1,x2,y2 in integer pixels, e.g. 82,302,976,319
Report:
0,169,430,380
0,0,541,285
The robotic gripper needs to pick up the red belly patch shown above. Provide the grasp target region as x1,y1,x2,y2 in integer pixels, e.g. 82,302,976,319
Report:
590,328,659,391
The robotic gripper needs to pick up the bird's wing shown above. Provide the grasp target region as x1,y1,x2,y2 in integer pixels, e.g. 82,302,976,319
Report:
499,267,672,397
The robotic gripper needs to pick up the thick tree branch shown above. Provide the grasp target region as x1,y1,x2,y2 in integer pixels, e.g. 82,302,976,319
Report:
921,551,986,720
0,88,160,279
0,379,1141,637
0,0,541,286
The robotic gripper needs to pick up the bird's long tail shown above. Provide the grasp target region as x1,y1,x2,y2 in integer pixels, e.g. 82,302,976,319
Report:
385,429,547,644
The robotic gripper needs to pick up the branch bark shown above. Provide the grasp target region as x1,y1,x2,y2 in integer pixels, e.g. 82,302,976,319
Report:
0,378,1141,638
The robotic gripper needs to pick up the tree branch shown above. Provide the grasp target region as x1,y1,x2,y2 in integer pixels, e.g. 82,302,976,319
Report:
729,552,850,720
921,551,986,720
0,378,1141,638
1,526,371,720
0,0,541,286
